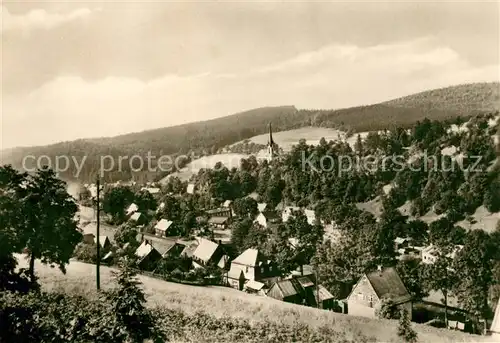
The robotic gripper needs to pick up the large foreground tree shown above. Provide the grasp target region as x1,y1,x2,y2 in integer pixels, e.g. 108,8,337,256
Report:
22,167,82,282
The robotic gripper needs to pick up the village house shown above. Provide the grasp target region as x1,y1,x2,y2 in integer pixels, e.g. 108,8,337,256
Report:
266,278,304,305
304,209,317,225
192,238,223,268
346,266,412,319
281,206,301,223
126,203,139,216
254,211,281,228
154,219,174,237
421,244,464,265
244,280,267,295
226,267,245,291
94,235,111,250
186,183,196,194
266,276,335,310
206,207,232,218
394,237,411,250
208,216,230,229
141,187,161,195
228,248,278,283
135,240,162,271
313,285,336,310
223,200,232,208
151,240,186,259
257,203,268,213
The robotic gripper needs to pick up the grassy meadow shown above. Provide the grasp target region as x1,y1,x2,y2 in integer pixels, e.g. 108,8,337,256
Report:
15,255,491,343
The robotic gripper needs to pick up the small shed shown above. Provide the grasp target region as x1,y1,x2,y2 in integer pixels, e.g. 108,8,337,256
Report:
227,267,245,290
266,279,303,305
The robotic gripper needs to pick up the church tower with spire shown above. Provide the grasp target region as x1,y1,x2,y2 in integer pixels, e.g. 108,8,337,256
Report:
267,122,277,161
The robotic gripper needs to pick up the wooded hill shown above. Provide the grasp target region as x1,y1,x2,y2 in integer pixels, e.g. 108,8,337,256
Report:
1,82,498,183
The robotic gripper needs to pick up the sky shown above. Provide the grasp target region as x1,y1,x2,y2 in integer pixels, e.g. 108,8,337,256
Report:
1,1,499,149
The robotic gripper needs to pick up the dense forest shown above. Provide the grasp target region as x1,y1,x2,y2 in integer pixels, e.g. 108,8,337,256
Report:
1,82,498,183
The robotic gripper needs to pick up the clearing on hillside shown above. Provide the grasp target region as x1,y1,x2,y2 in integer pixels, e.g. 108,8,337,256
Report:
236,126,347,152
162,153,249,183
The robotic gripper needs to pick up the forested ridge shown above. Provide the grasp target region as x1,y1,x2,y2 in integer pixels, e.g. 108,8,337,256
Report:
1,82,498,183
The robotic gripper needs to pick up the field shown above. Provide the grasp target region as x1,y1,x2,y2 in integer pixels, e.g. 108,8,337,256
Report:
162,153,249,183
15,255,491,343
234,126,346,152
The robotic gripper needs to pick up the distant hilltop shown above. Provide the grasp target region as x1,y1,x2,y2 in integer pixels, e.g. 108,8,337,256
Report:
1,82,498,183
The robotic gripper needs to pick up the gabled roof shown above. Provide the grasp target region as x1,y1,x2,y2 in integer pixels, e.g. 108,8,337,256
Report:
155,219,173,231
274,279,302,298
218,255,230,269
257,203,268,212
297,276,314,288
365,267,411,304
245,280,265,291
313,285,335,302
181,241,199,258
246,192,259,200
228,266,244,279
223,200,232,208
208,216,229,225
231,248,261,267
94,235,110,248
192,238,219,264
126,203,138,215
394,237,409,244
135,241,156,258
130,212,142,221
141,187,160,194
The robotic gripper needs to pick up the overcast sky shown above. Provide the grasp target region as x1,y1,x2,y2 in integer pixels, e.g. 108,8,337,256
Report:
1,1,499,149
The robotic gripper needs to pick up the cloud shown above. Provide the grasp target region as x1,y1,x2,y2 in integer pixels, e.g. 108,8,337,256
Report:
2,37,498,148
1,6,97,32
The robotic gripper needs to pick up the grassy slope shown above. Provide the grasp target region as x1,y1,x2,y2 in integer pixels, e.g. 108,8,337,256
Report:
16,255,488,343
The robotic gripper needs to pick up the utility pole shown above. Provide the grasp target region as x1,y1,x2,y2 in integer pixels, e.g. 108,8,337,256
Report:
96,177,101,291
315,268,320,309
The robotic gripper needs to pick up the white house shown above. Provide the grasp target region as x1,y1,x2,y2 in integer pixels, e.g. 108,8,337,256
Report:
155,219,174,237
421,244,464,265
141,187,160,195
130,212,142,222
229,248,275,282
282,206,300,223
187,183,195,194
257,203,267,213
126,203,139,216
304,209,316,225
254,211,280,228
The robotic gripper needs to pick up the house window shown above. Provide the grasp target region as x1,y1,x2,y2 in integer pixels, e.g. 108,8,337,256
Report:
260,266,265,273
245,266,249,273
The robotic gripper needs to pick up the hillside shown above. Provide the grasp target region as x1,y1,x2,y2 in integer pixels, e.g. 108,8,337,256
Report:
1,82,498,183
17,256,487,343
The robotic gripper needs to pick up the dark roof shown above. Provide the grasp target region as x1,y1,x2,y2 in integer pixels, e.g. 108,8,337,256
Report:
297,276,314,288
313,285,335,302
208,216,230,224
275,279,302,298
366,267,411,304
206,208,231,215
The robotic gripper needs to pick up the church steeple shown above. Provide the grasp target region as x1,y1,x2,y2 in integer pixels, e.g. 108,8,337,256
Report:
267,122,277,161
268,122,274,146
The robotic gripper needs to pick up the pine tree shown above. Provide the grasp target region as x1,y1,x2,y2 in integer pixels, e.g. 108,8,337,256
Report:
397,307,417,343
106,257,164,342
